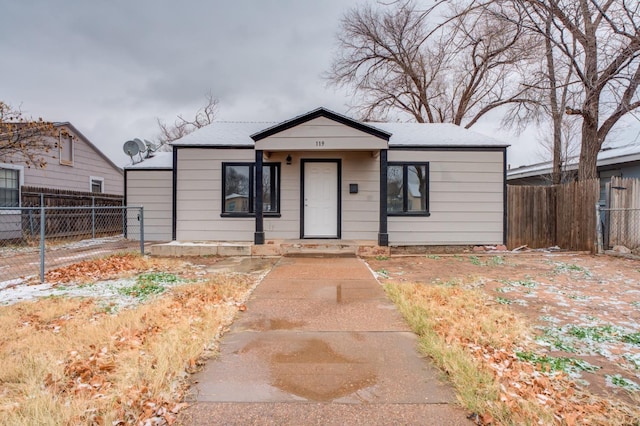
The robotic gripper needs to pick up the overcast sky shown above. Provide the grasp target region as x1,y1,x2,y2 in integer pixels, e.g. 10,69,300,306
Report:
2,1,637,168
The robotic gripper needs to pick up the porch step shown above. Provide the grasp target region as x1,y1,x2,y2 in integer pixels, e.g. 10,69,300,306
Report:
279,242,358,257
149,240,390,258
150,241,252,257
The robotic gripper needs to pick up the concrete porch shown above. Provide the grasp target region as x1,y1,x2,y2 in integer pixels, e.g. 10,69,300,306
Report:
149,239,390,258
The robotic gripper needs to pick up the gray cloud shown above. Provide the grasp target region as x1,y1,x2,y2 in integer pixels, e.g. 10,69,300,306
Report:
1,0,576,168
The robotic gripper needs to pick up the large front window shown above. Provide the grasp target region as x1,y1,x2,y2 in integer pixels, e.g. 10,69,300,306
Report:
387,162,429,215
0,168,19,207
222,163,280,215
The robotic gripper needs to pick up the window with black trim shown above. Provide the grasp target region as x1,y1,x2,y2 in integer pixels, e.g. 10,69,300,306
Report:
222,162,280,216
387,162,429,215
0,168,20,207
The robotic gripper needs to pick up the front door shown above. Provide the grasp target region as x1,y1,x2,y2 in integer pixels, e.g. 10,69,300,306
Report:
302,160,340,238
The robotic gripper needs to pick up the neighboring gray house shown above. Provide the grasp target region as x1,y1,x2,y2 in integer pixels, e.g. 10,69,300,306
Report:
125,107,509,246
0,122,124,207
507,143,640,203
1,122,123,241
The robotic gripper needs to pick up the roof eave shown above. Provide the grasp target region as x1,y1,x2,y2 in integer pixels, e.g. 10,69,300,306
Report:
250,107,392,142
54,122,124,174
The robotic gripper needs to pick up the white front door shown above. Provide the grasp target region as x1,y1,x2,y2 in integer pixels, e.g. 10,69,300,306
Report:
303,161,339,238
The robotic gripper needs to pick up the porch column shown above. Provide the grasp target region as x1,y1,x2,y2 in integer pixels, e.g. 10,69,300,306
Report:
254,150,265,245
378,149,389,246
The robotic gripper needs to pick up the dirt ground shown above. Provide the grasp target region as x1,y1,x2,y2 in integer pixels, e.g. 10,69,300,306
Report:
366,252,640,404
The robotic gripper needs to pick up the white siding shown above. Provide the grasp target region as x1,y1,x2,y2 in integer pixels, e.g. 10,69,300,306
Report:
174,149,380,241
387,150,504,245
126,170,172,241
176,148,255,241
255,116,387,151
268,151,379,240
173,147,504,245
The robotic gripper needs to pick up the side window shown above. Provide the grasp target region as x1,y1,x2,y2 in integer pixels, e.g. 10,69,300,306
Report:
90,177,104,193
0,167,20,207
59,131,74,166
387,162,429,215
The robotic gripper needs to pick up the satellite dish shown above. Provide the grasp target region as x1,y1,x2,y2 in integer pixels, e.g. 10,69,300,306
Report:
144,139,158,151
133,138,147,153
123,140,141,157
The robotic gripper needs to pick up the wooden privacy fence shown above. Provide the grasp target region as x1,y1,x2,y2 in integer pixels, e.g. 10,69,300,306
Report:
507,180,599,252
21,186,123,207
20,186,124,240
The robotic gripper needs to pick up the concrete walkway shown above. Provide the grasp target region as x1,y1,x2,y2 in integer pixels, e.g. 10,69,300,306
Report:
178,257,471,425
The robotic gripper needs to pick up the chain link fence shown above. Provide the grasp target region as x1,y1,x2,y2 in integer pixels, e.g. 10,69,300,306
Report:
599,207,640,254
1,206,144,283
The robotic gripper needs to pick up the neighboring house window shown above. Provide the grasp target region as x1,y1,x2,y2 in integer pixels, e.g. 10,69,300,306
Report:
90,176,104,193
387,162,430,215
0,166,21,207
59,131,74,165
222,163,280,215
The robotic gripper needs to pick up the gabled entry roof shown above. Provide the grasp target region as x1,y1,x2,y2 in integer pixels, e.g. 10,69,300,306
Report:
250,107,391,142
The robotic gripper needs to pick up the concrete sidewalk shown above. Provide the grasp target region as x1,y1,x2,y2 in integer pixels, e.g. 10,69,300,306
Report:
178,257,471,425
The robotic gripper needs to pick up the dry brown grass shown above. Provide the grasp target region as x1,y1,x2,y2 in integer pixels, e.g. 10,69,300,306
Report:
385,281,640,426
0,268,255,425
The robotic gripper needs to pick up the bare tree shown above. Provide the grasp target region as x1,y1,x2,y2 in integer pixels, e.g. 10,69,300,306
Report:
536,116,582,183
510,0,640,180
155,92,219,150
0,101,57,168
497,2,581,184
327,1,541,127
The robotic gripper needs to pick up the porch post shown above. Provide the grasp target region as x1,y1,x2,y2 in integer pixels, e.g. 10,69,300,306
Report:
378,149,389,246
254,150,265,245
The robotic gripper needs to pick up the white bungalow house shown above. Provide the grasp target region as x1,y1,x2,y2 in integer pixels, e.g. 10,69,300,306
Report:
125,107,509,247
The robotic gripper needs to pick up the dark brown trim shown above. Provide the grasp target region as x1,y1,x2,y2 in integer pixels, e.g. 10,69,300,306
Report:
254,150,264,245
123,169,128,239
502,147,508,245
378,149,388,246
390,146,507,151
172,148,178,241
251,107,391,142
172,145,254,149
300,159,342,239
123,169,128,206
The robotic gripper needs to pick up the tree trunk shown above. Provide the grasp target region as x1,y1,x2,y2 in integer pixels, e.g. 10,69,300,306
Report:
578,116,599,180
578,0,600,182
545,15,562,185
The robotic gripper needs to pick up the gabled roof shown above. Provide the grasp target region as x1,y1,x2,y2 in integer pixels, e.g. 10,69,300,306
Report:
54,122,124,174
250,107,392,141
374,122,508,148
507,143,640,180
171,108,508,149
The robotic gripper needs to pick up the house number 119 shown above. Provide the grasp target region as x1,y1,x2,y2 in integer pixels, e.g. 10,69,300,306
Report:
315,140,325,147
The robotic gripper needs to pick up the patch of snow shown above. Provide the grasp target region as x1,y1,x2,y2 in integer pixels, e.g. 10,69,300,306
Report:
0,277,27,291
1,282,54,305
